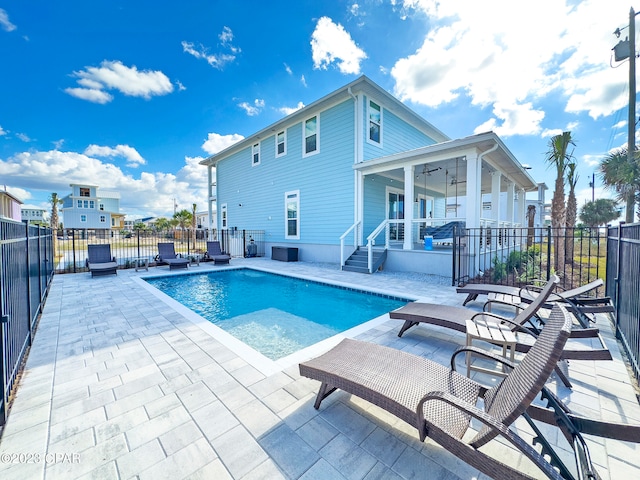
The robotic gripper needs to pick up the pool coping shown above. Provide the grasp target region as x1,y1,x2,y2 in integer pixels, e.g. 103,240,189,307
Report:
134,264,421,376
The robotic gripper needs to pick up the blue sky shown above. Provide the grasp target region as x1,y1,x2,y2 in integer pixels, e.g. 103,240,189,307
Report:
0,0,635,219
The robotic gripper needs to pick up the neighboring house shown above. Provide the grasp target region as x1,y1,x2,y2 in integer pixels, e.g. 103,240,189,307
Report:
201,75,539,275
196,210,215,230
21,205,49,226
61,184,125,232
0,188,23,222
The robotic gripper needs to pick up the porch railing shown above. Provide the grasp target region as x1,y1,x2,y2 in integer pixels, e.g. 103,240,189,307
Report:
339,221,361,268
366,219,390,273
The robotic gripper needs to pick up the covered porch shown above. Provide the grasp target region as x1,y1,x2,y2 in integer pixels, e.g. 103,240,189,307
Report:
341,132,540,275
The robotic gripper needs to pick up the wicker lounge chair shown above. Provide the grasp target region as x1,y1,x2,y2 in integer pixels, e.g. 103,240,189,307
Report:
204,241,231,265
86,244,117,277
390,276,611,363
156,242,190,270
300,305,591,479
457,279,613,325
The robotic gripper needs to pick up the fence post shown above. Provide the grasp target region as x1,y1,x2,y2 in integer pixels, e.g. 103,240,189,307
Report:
24,223,33,346
451,226,457,286
614,222,624,334
546,225,552,281
71,229,77,273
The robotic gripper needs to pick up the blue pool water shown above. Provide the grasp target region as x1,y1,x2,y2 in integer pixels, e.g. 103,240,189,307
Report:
145,269,408,360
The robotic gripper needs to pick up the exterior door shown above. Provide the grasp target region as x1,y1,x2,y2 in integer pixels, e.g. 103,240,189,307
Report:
387,189,404,241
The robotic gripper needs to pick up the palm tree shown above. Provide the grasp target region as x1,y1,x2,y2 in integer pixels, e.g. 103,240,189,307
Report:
579,199,620,228
565,161,578,264
48,192,62,256
544,131,575,272
173,209,192,243
153,217,171,232
599,147,640,224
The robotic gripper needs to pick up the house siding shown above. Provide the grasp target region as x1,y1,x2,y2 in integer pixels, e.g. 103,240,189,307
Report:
362,95,437,161
217,99,355,245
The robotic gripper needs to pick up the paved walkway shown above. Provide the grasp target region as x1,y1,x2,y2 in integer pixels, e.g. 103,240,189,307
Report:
0,259,638,479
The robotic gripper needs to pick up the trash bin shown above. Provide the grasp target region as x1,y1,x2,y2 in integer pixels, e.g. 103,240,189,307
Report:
424,235,433,251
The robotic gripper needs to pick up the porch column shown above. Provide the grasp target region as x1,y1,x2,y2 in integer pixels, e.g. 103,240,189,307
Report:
466,154,482,277
491,172,502,224
355,171,364,246
519,188,527,227
506,181,515,225
403,165,414,250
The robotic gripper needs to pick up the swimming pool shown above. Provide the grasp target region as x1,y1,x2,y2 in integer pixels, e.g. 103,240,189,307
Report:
145,268,408,360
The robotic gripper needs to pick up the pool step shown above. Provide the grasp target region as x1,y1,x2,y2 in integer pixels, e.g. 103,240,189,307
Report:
342,248,387,274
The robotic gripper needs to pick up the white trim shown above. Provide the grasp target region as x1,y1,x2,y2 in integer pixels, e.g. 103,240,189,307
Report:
302,115,319,157
366,98,383,147
252,142,261,166
275,129,287,158
284,190,300,239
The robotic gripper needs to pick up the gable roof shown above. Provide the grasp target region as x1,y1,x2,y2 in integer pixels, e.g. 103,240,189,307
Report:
200,75,450,167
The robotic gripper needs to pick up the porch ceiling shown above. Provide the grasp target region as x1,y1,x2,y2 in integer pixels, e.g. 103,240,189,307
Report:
354,132,538,193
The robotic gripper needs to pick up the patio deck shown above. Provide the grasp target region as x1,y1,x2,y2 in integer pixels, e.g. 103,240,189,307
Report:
0,258,638,479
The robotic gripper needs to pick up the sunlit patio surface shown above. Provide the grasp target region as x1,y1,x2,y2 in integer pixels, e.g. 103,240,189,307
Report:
0,258,638,479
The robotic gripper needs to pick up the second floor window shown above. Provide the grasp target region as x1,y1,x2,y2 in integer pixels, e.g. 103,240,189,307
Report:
304,116,318,156
79,188,90,197
252,143,260,165
276,130,286,157
368,100,382,145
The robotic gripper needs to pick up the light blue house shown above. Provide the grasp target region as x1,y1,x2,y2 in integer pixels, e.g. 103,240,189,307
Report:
201,76,538,275
61,184,125,232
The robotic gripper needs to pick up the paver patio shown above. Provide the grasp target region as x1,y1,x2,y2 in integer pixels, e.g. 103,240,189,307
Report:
0,258,638,479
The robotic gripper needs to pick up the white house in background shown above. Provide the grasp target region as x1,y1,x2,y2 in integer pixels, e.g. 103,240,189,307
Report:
196,210,215,230
61,184,125,232
202,75,540,276
21,205,49,226
0,188,23,222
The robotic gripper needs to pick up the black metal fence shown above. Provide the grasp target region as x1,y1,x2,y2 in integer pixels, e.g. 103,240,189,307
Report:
0,219,54,426
453,226,607,293
606,223,640,384
54,228,265,274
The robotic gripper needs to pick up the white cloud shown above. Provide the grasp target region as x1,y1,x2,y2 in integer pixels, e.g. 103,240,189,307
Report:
311,17,367,75
201,132,244,155
16,133,31,142
284,63,292,75
301,75,307,87
391,0,623,136
0,8,16,32
65,61,173,104
0,125,7,136
182,28,239,69
278,102,305,116
0,149,208,218
84,144,146,167
53,139,64,149
176,80,186,91
238,98,265,116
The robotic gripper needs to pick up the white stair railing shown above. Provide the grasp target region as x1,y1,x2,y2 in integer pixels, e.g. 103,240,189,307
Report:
366,219,390,273
339,221,361,268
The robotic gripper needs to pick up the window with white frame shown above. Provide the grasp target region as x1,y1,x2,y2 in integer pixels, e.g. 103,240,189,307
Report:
100,215,106,223
80,214,87,222
303,116,318,157
285,190,300,239
276,130,286,157
252,142,260,166
99,203,104,211
221,203,228,229
368,99,382,145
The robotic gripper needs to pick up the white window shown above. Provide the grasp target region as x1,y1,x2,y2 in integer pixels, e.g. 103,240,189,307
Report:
276,130,286,157
89,200,95,209
303,115,319,157
368,99,382,145
100,215,106,223
221,203,228,229
99,203,104,211
252,142,260,166
77,200,82,208
80,215,87,222
285,190,300,239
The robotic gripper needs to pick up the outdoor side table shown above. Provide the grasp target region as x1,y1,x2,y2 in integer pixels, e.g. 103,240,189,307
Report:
465,317,516,378
133,257,149,272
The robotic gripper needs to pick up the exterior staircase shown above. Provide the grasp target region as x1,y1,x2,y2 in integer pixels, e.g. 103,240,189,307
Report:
342,247,387,274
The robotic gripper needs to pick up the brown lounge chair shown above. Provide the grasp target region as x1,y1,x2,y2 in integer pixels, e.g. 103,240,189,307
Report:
300,305,591,479
204,241,231,265
389,275,611,364
457,278,613,324
156,242,190,270
86,244,117,277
